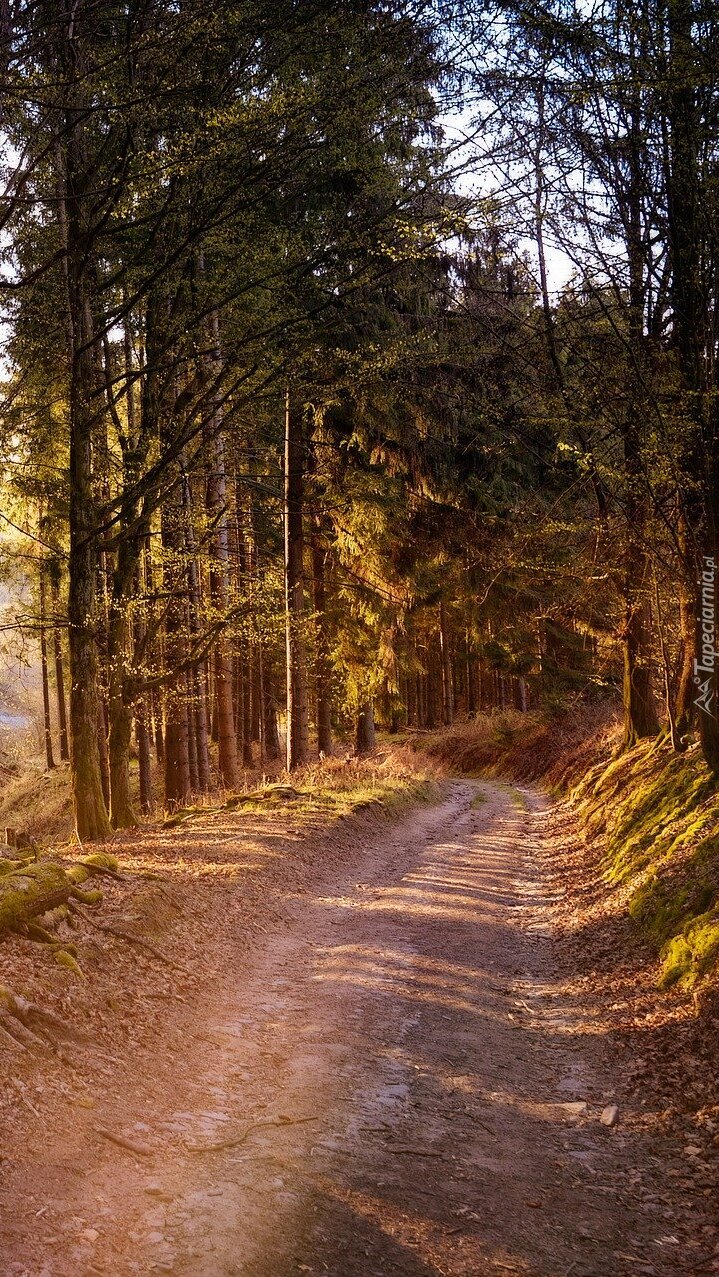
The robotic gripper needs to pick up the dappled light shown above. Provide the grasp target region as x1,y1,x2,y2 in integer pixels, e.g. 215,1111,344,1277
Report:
0,0,717,1267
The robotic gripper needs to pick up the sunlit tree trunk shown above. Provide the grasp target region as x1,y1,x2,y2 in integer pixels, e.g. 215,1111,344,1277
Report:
39,566,55,771
61,84,112,840
48,572,70,762
183,472,210,791
186,666,199,792
107,534,139,828
204,314,238,790
284,391,309,769
136,697,153,815
312,524,333,756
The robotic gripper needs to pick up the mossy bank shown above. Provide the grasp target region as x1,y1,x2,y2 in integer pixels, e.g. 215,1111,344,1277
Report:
413,708,719,991
568,738,719,989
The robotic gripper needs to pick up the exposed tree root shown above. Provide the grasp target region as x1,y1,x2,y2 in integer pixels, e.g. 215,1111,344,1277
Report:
185,1115,318,1154
0,854,115,937
73,860,125,882
68,901,186,971
94,1126,153,1157
0,1021,29,1053
0,853,128,1059
0,985,76,1063
0,849,186,1062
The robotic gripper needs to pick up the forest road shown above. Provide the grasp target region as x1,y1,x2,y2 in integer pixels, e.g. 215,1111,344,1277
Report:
2,781,685,1277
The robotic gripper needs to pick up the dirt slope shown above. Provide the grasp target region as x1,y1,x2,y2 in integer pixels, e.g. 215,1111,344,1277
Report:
0,781,714,1276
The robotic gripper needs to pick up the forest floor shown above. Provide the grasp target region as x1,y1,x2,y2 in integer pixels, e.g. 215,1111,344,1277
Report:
0,775,717,1276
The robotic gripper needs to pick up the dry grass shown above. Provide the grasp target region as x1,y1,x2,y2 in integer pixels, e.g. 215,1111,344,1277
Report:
406,703,619,786
0,744,440,850
0,759,74,845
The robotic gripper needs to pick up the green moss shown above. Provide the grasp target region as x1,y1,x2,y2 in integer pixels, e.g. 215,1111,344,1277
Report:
81,852,119,872
588,747,714,884
0,858,28,876
471,790,488,808
221,776,434,825
54,949,84,977
571,736,719,989
0,862,70,932
504,785,529,812
659,911,719,988
71,886,103,905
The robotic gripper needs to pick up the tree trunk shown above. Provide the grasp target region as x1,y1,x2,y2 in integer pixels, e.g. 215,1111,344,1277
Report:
205,432,238,789
622,597,659,745
186,667,199,792
152,689,164,765
183,473,210,791
63,119,112,841
620,416,660,747
425,642,441,728
204,310,238,791
164,695,191,808
466,632,477,716
666,0,719,771
695,552,719,771
284,391,309,770
232,493,255,769
312,525,333,756
234,653,244,756
97,701,111,812
242,647,254,767
417,671,426,728
673,550,695,746
50,576,69,762
136,700,153,815
263,662,282,761
107,700,135,827
39,568,55,771
439,600,454,726
620,78,660,749
355,702,375,754
107,538,139,829
406,669,417,727
162,478,191,808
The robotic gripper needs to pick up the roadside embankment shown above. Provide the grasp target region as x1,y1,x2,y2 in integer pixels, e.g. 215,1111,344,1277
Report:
409,707,719,1143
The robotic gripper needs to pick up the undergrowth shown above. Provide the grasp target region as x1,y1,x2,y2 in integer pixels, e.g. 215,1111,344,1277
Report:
409,702,616,789
1,749,438,848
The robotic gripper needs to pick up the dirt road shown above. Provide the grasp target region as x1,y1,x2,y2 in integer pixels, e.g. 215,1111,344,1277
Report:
0,782,695,1276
